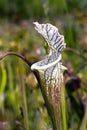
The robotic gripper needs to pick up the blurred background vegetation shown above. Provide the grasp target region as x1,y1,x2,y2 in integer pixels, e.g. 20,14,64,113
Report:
0,0,87,130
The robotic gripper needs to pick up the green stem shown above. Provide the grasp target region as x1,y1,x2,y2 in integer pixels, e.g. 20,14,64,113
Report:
7,60,14,91
60,82,67,130
0,62,7,113
20,74,29,130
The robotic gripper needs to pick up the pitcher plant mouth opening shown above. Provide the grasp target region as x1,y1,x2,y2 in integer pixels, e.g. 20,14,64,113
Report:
31,54,62,70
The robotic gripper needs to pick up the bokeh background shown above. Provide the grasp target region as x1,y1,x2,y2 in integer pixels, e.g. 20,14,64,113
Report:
0,0,87,130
